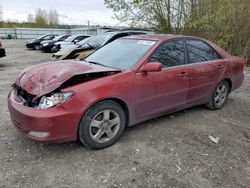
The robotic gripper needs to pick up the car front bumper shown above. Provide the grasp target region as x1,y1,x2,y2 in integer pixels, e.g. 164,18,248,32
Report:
8,89,81,143
26,43,35,48
40,45,53,52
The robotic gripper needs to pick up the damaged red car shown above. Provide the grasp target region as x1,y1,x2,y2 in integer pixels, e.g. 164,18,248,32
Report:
8,35,245,149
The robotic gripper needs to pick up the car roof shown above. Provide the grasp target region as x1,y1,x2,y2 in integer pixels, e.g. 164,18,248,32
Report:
123,34,205,41
105,30,154,35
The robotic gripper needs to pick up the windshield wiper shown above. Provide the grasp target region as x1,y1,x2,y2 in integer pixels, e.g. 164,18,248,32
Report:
87,60,108,67
86,43,94,48
82,60,121,70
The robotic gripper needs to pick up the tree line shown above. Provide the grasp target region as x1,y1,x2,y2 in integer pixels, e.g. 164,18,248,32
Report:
27,8,59,27
105,0,250,62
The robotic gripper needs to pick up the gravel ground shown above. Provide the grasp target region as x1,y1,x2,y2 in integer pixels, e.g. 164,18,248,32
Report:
0,40,249,188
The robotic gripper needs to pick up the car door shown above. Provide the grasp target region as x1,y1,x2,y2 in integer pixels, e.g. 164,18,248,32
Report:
134,39,190,120
185,39,223,104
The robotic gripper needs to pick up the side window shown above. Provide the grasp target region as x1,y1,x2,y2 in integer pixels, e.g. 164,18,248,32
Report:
43,35,52,40
78,36,87,41
73,36,82,42
186,40,221,63
149,40,185,68
60,36,68,41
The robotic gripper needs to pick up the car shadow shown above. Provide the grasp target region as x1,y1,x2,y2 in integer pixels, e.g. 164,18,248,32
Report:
21,99,236,152
0,63,10,71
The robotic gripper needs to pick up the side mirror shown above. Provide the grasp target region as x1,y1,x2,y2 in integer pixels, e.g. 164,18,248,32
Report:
139,62,162,72
73,40,79,44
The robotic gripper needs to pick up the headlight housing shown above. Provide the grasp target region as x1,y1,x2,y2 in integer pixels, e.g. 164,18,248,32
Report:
37,91,74,109
43,43,49,46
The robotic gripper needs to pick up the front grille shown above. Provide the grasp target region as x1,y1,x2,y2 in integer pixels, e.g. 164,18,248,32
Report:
17,87,35,102
14,85,37,107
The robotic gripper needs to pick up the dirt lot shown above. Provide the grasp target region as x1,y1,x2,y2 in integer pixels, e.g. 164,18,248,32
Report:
0,40,249,188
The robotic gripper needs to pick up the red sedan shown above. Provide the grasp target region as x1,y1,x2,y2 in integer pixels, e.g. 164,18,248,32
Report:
8,35,245,149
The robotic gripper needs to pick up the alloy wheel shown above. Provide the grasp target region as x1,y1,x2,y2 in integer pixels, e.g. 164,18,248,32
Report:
89,109,121,143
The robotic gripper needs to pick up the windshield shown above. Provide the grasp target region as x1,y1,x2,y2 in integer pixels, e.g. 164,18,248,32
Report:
37,34,47,39
64,35,78,42
77,37,90,46
85,39,156,70
81,33,113,48
53,35,64,41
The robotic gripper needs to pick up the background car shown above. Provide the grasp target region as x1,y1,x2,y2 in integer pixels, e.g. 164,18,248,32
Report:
26,34,58,50
51,34,90,52
8,34,245,149
58,37,90,52
40,35,71,52
51,30,154,60
0,40,6,58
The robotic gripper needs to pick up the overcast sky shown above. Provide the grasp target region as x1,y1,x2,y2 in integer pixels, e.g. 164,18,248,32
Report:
0,0,119,26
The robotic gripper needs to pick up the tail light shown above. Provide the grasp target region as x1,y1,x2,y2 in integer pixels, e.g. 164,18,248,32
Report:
0,41,2,47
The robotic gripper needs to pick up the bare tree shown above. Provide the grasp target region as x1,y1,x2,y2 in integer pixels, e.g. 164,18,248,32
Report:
48,10,59,26
27,14,34,23
0,5,3,22
35,8,48,27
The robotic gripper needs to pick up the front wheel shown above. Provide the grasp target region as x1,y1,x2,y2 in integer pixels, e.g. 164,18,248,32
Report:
78,100,126,149
34,44,39,50
206,81,229,110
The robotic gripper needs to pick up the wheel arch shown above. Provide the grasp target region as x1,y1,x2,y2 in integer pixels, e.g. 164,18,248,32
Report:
80,97,131,127
223,78,232,93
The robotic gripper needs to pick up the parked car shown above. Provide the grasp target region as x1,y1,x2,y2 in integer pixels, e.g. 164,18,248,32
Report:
58,37,90,52
0,40,6,58
51,30,154,60
26,34,58,50
51,35,90,52
40,35,71,52
8,34,245,149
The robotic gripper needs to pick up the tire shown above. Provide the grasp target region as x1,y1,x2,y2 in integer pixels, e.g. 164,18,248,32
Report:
206,80,229,110
34,44,39,50
78,100,126,149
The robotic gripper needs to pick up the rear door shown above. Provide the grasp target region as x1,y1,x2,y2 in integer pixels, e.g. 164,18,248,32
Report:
185,39,223,104
134,39,190,119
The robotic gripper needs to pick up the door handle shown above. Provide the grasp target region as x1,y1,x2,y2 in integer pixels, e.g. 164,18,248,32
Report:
179,72,191,77
217,64,224,69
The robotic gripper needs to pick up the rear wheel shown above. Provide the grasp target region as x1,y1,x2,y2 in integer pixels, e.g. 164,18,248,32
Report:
78,100,126,149
206,81,229,110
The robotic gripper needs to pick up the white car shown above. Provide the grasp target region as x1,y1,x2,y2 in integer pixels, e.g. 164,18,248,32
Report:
52,35,90,52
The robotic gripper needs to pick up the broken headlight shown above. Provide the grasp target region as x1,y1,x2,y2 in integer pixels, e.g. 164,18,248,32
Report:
37,91,74,109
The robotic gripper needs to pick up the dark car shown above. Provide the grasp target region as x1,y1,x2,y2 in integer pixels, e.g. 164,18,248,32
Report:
51,30,154,60
8,34,245,149
0,40,6,58
51,35,90,53
40,35,71,52
26,34,58,50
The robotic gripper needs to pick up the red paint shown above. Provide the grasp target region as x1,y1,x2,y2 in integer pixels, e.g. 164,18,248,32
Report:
8,35,245,143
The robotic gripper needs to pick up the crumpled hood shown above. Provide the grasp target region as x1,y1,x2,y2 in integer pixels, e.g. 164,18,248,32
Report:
15,61,118,98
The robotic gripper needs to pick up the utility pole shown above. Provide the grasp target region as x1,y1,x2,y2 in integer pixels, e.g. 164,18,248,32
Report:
87,20,90,35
